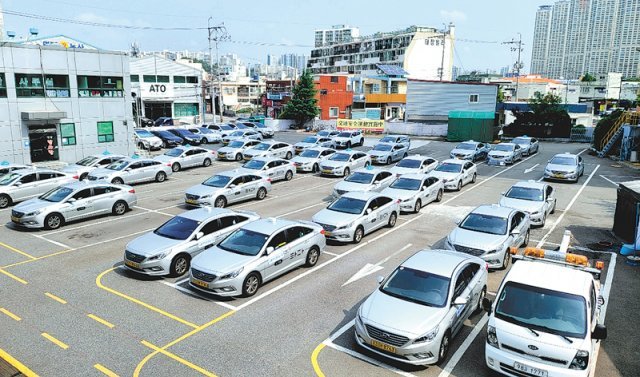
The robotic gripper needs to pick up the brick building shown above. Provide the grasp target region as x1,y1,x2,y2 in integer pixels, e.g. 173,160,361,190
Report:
314,75,353,120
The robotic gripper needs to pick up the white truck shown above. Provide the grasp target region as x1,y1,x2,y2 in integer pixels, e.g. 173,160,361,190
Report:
483,231,608,377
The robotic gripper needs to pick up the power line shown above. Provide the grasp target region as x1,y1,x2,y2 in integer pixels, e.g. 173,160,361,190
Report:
227,40,312,48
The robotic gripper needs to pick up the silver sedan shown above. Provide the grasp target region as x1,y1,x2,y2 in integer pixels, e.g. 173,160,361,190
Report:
389,155,438,177
332,168,395,198
87,158,172,185
0,168,77,209
319,151,371,177
499,181,556,227
239,157,296,182
312,191,400,243
381,174,444,213
427,159,477,191
185,170,272,208
124,208,260,277
11,182,137,229
154,146,216,172
487,143,523,165
242,141,295,161
291,147,336,173
0,163,30,176
367,143,409,165
216,139,261,161
294,136,335,154
189,218,326,297
222,130,262,145
61,154,126,180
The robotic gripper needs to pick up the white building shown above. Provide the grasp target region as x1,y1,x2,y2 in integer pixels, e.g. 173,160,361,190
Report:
578,73,622,101
308,25,455,81
220,77,265,111
0,39,133,165
530,5,552,75
620,81,640,101
314,25,360,47
130,55,204,123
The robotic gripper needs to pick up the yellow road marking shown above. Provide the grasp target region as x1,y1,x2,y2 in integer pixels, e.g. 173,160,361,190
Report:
96,267,198,329
311,343,326,377
0,241,36,260
0,347,39,377
41,333,69,350
133,310,235,377
44,292,67,304
94,363,119,377
0,308,21,321
141,341,216,377
88,314,115,329
0,268,27,284
1,249,72,269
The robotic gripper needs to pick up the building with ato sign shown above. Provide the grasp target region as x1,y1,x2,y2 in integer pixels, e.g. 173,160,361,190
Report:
0,40,134,165
129,55,204,123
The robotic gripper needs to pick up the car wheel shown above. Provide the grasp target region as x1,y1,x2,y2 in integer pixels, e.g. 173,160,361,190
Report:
343,167,350,177
312,164,319,173
242,272,261,297
235,153,243,161
414,199,422,214
44,213,64,230
203,158,212,167
305,246,320,267
550,200,556,214
286,151,293,160
437,330,451,365
436,189,443,202
170,254,190,277
353,226,364,244
388,212,397,227
285,170,293,181
456,180,462,191
522,229,530,247
475,287,486,315
256,187,267,200
155,172,167,182
171,162,181,172
111,177,124,185
346,141,351,149
386,157,391,165
214,196,227,208
112,200,128,216
364,161,370,168
0,194,12,209
403,152,408,158
162,141,168,148
359,138,364,146
471,173,477,183
501,250,511,270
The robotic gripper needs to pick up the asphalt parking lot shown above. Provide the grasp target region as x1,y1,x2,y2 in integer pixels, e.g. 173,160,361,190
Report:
0,131,638,377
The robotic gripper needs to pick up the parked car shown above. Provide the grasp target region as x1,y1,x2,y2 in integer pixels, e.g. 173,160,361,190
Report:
205,124,236,137
154,117,175,126
184,170,272,208
189,218,326,297
499,181,557,227
355,249,487,365
124,208,260,277
449,140,490,161
291,147,336,173
242,141,295,161
222,130,262,145
444,204,530,269
11,182,137,230
150,130,184,148
427,159,477,191
137,117,154,127
487,143,523,165
239,157,295,182
389,155,438,177
381,174,444,213
334,130,365,148
543,153,585,183
61,154,127,181
154,146,216,172
189,127,222,144
216,139,261,161
294,136,336,154
167,128,203,145
332,168,395,198
378,134,411,149
134,129,163,151
319,150,371,177
0,168,77,209
316,130,341,139
87,158,172,185
0,163,30,176
312,191,400,244
367,143,409,165
253,123,275,138
511,135,539,155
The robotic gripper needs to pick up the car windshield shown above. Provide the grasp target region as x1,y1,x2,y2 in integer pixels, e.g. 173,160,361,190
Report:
300,150,320,158
302,137,318,143
236,124,248,129
0,173,20,185
494,144,514,152
506,186,544,201
164,148,184,157
327,197,366,214
381,266,450,307
379,137,396,143
345,172,374,184
253,143,271,151
220,125,233,130
156,131,173,137
372,144,392,151
202,175,231,188
228,141,245,148
317,131,331,137
495,281,587,338
329,153,350,162
218,228,269,256
435,163,462,173
230,131,244,137
243,160,266,170
154,216,199,241
460,213,508,235
338,132,352,137
456,143,476,150
39,186,74,202
106,160,129,171
512,137,530,145
256,124,267,129
550,156,576,166
135,130,154,138
390,178,421,191
75,156,99,166
197,128,213,134
396,159,421,168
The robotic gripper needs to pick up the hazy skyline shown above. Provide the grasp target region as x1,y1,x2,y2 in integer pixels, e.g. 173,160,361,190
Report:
4,0,550,73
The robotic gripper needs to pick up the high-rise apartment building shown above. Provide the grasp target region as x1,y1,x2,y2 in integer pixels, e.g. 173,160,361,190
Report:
314,25,360,47
531,0,640,79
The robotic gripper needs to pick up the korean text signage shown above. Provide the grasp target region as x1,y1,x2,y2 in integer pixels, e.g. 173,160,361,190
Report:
141,83,174,98
337,119,385,133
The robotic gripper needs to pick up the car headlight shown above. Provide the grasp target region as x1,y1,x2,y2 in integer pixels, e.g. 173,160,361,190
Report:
531,210,540,215
486,249,498,254
200,195,211,199
487,325,499,348
221,267,244,280
26,210,43,217
569,350,589,370
337,222,353,230
402,197,413,203
147,251,168,261
414,325,439,343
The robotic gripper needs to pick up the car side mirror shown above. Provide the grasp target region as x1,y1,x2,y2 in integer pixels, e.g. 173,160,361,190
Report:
229,184,236,188
592,324,607,340
500,192,505,196
13,182,22,186
454,218,462,225
125,168,131,172
453,296,468,306
266,246,275,255
366,208,373,215
67,198,76,204
195,231,204,240
482,297,493,313
511,229,521,236
421,186,427,191
376,275,384,284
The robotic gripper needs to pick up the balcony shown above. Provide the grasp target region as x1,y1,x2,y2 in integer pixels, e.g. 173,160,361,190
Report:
364,93,406,104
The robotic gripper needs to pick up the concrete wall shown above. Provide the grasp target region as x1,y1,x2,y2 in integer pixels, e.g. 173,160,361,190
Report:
385,122,447,137
406,80,498,121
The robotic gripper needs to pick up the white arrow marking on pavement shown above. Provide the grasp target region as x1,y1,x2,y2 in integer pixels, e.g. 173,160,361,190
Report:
342,243,413,287
524,163,539,174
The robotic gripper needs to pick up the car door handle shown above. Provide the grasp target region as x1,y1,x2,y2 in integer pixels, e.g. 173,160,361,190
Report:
234,191,240,194
274,259,283,266
204,244,213,249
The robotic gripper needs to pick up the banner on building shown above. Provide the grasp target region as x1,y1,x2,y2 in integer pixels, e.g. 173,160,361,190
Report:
336,119,385,133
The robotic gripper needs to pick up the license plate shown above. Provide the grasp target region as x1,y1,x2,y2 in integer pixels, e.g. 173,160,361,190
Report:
125,260,140,269
191,278,208,288
324,231,332,236
218,153,225,158
11,215,20,223
553,173,564,178
370,340,396,353
513,362,547,377
185,199,198,205
322,169,332,174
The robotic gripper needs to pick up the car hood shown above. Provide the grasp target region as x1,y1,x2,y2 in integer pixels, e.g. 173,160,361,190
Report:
499,197,544,213
360,289,446,338
488,151,512,158
291,156,316,164
217,146,241,154
294,142,316,148
61,164,89,174
367,150,390,158
428,171,460,181
451,149,474,156
312,209,360,228
334,180,372,193
334,137,351,142
126,232,184,257
14,198,58,213
546,163,577,173
448,227,506,251
191,247,254,274
244,149,268,157
89,168,116,178
388,166,418,176
154,155,178,163
186,184,225,197
515,143,530,150
320,160,347,169
380,187,416,201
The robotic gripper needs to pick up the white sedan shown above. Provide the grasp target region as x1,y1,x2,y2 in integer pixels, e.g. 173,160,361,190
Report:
381,174,444,213
154,146,216,172
389,155,438,177
427,159,477,191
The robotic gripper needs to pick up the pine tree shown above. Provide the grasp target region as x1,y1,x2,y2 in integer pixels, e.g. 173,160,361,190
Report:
280,70,319,127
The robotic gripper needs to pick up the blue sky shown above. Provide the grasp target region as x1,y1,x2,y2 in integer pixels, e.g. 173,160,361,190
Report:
4,0,549,73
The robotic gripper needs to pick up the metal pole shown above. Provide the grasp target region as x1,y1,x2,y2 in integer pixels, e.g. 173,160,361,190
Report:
440,23,447,81
208,17,216,124
515,33,522,102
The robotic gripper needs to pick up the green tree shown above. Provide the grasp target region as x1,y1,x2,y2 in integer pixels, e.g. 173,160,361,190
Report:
280,70,319,127
497,89,505,103
528,92,563,116
581,73,597,82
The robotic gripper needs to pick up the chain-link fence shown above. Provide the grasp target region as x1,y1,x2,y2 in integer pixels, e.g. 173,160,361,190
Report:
570,127,594,143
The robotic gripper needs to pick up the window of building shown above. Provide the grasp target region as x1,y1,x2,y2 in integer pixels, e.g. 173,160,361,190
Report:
143,75,156,83
44,75,70,98
60,123,77,146
131,75,140,83
371,83,381,93
78,76,123,97
157,75,170,83
469,94,479,103
0,73,7,97
174,103,199,117
15,74,70,98
187,76,198,84
330,76,339,83
97,121,114,143
320,89,328,95
329,107,339,118
173,76,186,83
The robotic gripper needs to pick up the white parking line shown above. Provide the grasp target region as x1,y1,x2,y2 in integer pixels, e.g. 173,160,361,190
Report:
437,314,489,377
325,341,417,377
590,252,617,377
599,175,619,186
322,251,339,257
234,195,280,209
32,234,70,249
133,205,175,217
276,202,326,218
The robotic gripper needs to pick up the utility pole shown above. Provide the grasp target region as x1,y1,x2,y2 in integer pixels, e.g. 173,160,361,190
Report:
439,23,447,81
207,18,229,123
503,33,524,101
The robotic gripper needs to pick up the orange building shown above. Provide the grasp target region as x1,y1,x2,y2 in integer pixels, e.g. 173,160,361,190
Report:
314,75,353,120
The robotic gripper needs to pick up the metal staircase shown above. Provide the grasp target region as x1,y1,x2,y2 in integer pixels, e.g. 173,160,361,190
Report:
597,111,640,157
